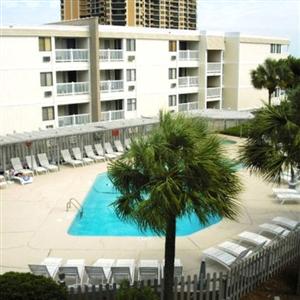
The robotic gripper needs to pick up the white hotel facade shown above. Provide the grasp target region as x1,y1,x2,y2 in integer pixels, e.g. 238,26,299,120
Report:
0,18,288,135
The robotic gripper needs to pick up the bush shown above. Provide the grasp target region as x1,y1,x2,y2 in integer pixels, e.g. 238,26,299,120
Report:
220,121,251,138
0,272,67,300
116,281,159,300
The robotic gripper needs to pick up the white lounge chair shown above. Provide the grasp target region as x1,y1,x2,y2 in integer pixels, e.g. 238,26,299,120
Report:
238,231,272,246
272,216,299,230
11,157,34,176
104,142,122,158
12,173,33,185
28,257,62,278
258,223,290,237
72,147,93,165
272,188,299,196
110,259,135,284
25,155,47,175
58,259,85,286
276,193,300,204
161,258,183,280
84,145,105,162
61,149,83,167
217,241,252,257
114,140,125,154
94,143,116,160
203,247,248,270
37,153,58,172
138,259,160,282
85,258,115,285
124,138,131,150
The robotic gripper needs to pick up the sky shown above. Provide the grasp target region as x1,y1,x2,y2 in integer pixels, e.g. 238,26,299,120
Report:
0,0,299,56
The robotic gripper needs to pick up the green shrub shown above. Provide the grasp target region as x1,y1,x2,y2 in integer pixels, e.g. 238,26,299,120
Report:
116,281,159,300
0,272,67,300
220,121,251,138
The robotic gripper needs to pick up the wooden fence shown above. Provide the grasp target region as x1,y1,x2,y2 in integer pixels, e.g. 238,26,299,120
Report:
67,230,300,300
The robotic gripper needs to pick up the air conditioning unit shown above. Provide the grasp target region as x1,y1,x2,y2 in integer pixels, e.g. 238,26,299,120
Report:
44,91,52,97
42,56,51,62
128,85,135,91
128,55,135,62
171,83,176,88
171,55,176,61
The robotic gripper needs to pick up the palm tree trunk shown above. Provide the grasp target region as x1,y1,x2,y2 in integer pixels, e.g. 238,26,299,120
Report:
268,92,272,105
163,216,176,300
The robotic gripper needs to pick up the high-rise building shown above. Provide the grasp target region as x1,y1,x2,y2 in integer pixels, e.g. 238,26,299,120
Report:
60,0,197,30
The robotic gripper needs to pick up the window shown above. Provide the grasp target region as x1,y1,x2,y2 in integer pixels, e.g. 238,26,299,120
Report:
270,43,281,54
40,72,53,87
169,68,177,79
169,40,177,52
42,107,55,121
126,39,136,51
168,95,177,107
39,37,52,51
127,69,136,81
127,98,137,111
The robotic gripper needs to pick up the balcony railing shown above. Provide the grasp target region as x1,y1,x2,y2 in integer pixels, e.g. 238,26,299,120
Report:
57,82,89,96
100,110,125,122
99,50,123,62
207,63,222,74
100,80,124,93
55,49,89,62
58,113,91,127
178,76,199,88
178,101,199,112
179,50,199,61
207,87,221,98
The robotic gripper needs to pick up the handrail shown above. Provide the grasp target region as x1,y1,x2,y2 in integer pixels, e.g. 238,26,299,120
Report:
66,197,84,218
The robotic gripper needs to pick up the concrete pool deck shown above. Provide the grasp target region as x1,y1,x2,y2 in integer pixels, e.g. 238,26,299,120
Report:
1,136,299,276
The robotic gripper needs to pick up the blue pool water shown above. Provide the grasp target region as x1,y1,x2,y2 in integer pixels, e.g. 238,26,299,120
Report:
68,173,221,237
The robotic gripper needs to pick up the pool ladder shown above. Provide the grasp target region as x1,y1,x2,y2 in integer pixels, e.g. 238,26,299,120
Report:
66,197,84,219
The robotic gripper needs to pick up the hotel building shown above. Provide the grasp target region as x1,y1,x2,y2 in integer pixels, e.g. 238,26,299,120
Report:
60,0,197,30
0,18,288,135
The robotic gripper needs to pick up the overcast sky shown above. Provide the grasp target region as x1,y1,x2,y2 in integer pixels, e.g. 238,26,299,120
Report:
0,0,299,56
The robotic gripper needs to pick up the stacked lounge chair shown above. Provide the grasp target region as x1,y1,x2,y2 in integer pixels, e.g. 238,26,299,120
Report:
11,157,34,176
58,259,85,287
25,155,47,175
272,216,299,230
72,147,94,165
110,259,135,284
84,145,105,162
114,140,125,154
37,153,58,172
85,258,115,285
28,257,62,278
104,142,122,158
95,143,116,160
137,259,160,282
61,149,83,167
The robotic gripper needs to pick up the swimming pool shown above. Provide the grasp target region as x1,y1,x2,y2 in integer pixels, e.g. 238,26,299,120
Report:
68,173,221,237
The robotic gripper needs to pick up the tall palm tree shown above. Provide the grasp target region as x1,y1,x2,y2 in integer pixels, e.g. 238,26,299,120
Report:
251,58,280,105
108,112,242,300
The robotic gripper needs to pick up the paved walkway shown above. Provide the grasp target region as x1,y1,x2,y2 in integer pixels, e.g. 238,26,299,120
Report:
1,137,299,276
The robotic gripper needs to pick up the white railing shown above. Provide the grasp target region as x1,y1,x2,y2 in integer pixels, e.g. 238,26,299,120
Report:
207,63,222,74
178,101,199,112
100,80,124,93
99,49,123,62
179,50,199,61
100,110,125,122
207,87,221,98
57,82,89,96
178,76,199,88
55,49,89,62
58,114,90,127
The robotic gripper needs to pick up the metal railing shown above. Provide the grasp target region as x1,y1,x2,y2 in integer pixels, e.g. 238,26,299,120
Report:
207,63,222,74
58,114,90,127
66,197,83,218
178,76,199,88
99,49,123,62
100,110,125,122
178,101,199,112
56,82,89,96
100,80,124,93
179,50,199,61
55,49,89,62
207,87,221,98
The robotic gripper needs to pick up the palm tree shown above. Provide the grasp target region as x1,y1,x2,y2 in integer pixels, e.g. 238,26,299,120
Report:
108,112,242,300
250,58,280,105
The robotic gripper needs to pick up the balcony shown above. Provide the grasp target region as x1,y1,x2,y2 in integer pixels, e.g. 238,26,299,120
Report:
100,80,124,93
179,50,199,61
99,50,123,62
57,82,89,96
178,76,199,88
100,110,125,122
207,63,222,74
58,113,90,127
207,87,221,99
55,49,89,62
178,101,198,112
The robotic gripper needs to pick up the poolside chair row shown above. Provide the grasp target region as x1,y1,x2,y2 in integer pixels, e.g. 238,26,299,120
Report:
29,258,183,287
202,216,299,270
272,187,300,204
